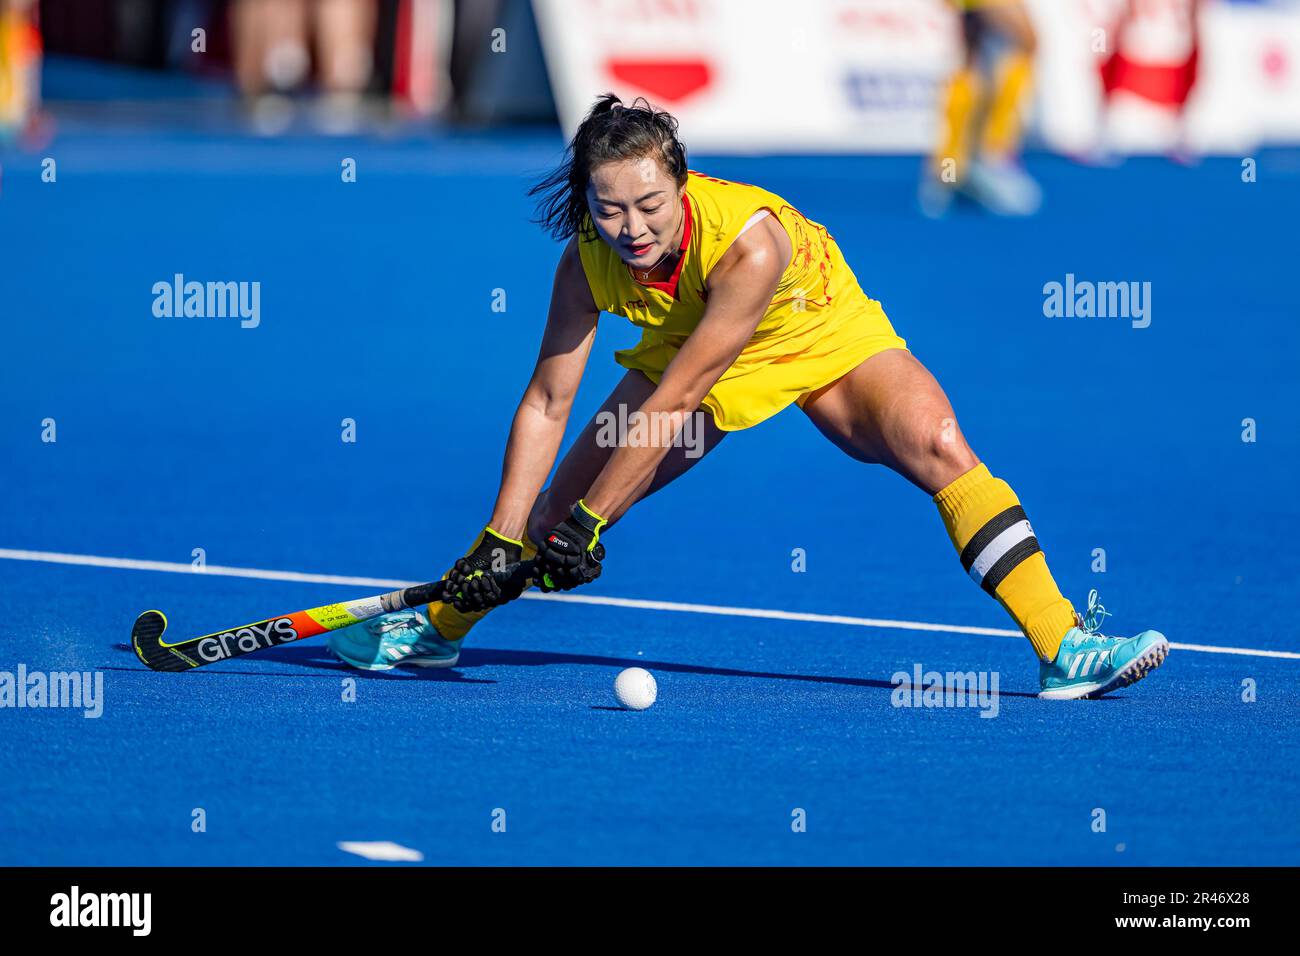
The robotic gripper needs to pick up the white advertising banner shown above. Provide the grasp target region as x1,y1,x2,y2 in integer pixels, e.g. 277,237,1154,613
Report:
532,0,959,153
532,0,1300,154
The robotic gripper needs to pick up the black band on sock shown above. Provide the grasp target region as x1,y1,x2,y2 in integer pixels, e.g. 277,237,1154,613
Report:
959,505,1029,572
980,535,1042,594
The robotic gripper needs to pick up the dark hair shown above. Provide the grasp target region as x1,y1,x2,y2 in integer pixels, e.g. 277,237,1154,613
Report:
528,93,689,243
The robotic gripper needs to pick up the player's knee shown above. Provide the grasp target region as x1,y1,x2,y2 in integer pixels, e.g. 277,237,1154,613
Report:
928,417,978,477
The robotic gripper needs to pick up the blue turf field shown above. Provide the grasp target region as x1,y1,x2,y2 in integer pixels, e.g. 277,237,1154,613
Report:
2,118,1298,865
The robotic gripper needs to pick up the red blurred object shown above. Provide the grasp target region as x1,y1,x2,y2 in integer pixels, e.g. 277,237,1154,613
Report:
1099,0,1202,110
606,59,713,105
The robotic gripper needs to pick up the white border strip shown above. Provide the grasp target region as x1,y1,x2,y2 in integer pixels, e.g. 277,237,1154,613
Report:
2,548,1297,661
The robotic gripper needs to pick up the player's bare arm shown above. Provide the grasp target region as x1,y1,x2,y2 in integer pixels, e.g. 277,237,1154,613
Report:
488,236,600,542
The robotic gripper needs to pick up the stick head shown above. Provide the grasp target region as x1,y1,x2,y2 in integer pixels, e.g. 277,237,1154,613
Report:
131,610,194,672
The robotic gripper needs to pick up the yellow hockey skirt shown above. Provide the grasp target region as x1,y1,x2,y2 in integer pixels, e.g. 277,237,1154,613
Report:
613,298,907,432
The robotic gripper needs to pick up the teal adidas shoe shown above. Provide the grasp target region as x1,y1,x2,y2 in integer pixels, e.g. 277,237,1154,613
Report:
326,609,462,671
1039,590,1169,700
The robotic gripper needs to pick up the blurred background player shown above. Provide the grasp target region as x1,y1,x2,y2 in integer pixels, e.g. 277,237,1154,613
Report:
231,0,378,133
0,0,42,144
1094,0,1203,163
922,0,1040,217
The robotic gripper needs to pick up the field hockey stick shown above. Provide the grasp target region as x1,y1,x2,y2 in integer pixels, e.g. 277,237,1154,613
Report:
131,560,538,672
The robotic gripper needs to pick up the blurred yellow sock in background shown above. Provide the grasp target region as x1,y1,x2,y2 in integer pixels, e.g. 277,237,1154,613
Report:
934,66,981,181
981,51,1033,160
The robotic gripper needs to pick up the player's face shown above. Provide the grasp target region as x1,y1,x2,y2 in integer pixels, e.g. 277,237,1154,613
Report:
587,157,683,267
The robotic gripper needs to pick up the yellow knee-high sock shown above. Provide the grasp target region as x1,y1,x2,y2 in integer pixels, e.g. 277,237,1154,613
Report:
981,51,1033,161
426,529,539,641
934,463,1076,661
933,66,981,181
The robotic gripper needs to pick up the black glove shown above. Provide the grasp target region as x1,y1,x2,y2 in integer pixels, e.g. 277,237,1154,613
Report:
444,528,527,612
536,500,608,593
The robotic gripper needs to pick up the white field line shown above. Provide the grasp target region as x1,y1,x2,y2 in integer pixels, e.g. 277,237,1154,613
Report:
336,841,424,862
2,547,1297,661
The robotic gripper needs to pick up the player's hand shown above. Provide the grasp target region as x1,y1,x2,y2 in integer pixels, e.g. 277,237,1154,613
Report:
444,528,527,612
536,500,608,592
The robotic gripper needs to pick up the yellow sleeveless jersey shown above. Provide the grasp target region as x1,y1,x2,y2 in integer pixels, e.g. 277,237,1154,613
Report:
577,170,906,431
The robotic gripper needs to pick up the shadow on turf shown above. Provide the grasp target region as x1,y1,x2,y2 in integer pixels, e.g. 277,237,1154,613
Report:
465,647,1049,698
109,641,496,682
111,641,1057,696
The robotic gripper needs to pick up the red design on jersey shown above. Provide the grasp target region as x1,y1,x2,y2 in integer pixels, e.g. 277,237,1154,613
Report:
687,170,758,189
773,205,833,309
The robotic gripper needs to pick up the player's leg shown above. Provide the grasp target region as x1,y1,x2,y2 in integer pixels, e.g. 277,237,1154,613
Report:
328,370,726,670
964,0,1042,214
799,348,977,494
800,351,1073,658
800,348,1168,698
437,369,725,648
921,3,983,216
978,0,1036,161
524,369,728,543
979,0,1036,54
312,0,376,93
231,0,310,98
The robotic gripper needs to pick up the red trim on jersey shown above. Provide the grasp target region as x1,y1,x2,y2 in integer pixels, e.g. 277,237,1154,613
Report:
628,193,693,300
687,169,756,188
